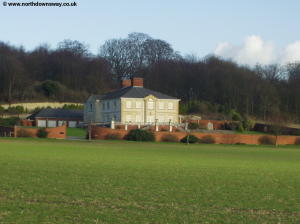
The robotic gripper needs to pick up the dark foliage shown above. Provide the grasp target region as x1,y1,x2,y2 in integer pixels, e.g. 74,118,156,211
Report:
0,117,20,126
180,135,199,144
258,136,276,145
295,138,300,145
0,34,300,123
125,129,155,142
223,122,240,131
161,134,179,142
37,128,48,138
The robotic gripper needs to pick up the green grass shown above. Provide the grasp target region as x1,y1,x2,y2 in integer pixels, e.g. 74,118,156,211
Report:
67,127,86,137
0,139,299,223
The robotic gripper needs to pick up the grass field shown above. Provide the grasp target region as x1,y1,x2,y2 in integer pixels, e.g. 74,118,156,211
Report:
0,139,299,223
67,128,86,138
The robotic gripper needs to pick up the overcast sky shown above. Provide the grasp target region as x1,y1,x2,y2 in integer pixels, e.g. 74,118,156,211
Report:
1,0,300,65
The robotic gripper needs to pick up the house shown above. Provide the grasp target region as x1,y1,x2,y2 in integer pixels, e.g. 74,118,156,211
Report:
26,108,83,127
84,78,180,124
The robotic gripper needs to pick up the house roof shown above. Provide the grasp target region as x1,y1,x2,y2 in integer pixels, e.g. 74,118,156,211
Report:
94,86,178,100
27,108,83,120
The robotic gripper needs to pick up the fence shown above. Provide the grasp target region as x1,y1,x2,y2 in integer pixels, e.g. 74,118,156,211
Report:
0,126,15,137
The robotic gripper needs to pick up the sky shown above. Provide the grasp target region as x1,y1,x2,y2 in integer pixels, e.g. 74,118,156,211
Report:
1,0,300,65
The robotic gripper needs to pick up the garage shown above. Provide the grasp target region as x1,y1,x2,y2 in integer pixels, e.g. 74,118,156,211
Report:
47,120,57,127
68,121,77,128
37,120,46,127
26,108,83,128
58,120,65,126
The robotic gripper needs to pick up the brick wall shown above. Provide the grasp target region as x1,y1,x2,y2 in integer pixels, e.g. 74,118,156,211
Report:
188,120,227,130
21,120,34,126
15,125,66,139
91,126,300,145
131,77,144,87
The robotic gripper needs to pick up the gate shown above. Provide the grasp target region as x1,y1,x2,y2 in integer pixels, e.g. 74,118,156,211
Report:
0,126,14,137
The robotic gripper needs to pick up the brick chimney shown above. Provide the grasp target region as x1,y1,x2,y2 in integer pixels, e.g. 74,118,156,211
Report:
131,77,144,87
121,79,132,88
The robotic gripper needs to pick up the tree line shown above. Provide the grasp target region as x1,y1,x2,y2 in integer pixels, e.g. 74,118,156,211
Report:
0,32,299,122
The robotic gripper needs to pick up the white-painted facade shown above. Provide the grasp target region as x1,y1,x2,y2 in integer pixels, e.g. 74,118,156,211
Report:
84,95,180,124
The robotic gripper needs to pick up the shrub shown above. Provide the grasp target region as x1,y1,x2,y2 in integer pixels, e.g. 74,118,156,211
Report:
161,134,179,142
125,129,155,142
180,135,199,144
37,128,48,138
242,118,254,131
105,133,122,140
295,138,300,145
200,135,215,144
230,110,242,121
224,122,240,131
0,117,20,126
188,123,200,130
237,123,244,132
258,135,275,145
17,129,32,137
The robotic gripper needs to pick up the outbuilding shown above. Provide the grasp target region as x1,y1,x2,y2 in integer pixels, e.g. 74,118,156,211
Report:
26,108,83,128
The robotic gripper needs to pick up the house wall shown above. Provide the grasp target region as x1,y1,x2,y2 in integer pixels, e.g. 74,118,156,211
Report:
85,96,179,124
84,97,121,123
121,97,180,124
101,99,121,122
84,96,98,123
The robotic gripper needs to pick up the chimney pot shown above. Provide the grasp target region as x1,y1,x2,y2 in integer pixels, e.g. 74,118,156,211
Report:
131,77,144,87
121,79,132,88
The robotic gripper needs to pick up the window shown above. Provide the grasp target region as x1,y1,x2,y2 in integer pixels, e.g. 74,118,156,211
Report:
159,102,164,110
107,101,110,110
126,101,132,109
148,101,154,110
136,101,142,109
136,115,142,122
126,115,132,122
168,102,173,110
114,101,117,110
89,103,93,112
102,102,105,110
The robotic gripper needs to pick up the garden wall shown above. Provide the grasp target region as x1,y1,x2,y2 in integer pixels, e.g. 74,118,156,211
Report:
91,126,300,145
14,125,66,139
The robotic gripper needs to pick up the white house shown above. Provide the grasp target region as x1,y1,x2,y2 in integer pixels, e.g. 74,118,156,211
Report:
84,78,180,124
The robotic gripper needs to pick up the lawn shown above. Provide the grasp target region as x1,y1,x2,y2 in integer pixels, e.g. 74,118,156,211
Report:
0,139,299,223
66,127,86,138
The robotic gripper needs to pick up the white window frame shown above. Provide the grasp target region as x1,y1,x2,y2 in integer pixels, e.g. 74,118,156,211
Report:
136,101,142,109
148,101,154,110
126,101,132,109
126,114,132,122
168,102,174,110
159,102,164,110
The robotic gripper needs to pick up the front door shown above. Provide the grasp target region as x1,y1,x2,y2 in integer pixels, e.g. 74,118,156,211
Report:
147,115,154,123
